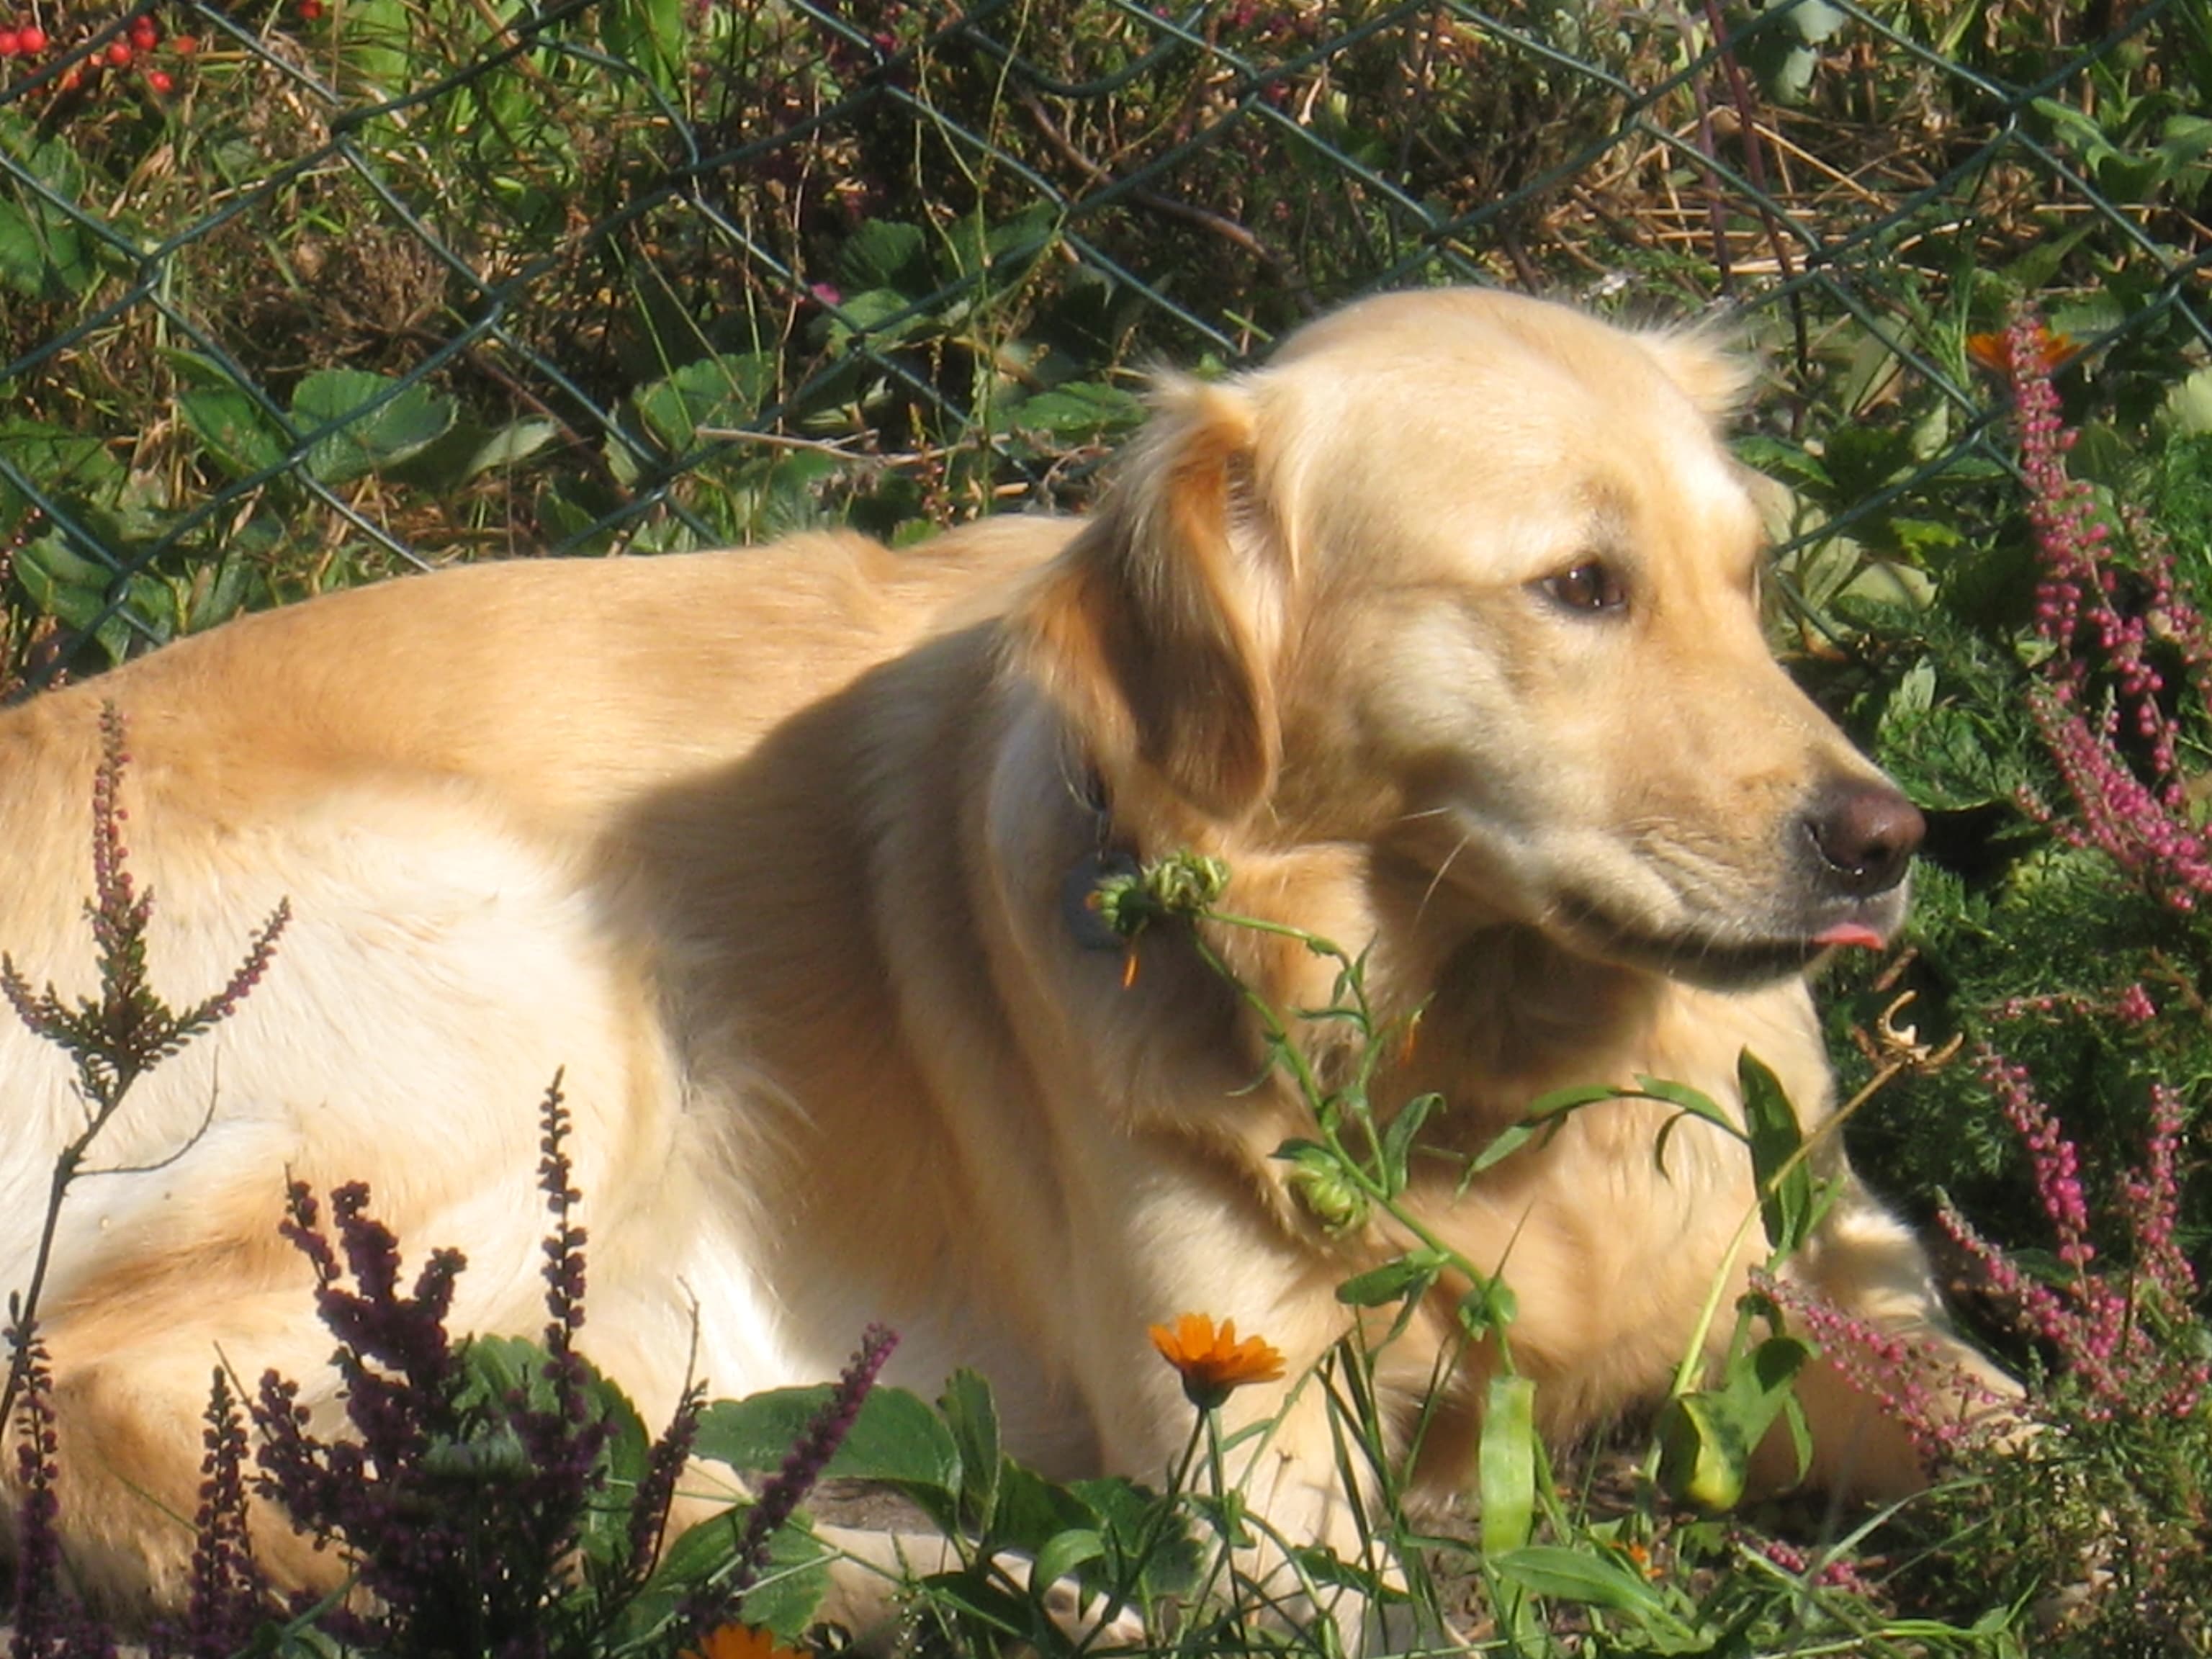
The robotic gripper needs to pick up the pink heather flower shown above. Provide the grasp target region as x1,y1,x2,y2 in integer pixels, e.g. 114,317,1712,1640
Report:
2114,982,2158,1025
1754,1271,2010,1464
1748,1532,1874,1594
1938,1048,2208,1422
2003,309,2212,912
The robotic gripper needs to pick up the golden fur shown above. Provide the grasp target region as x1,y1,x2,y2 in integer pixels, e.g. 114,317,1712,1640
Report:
0,289,2008,1616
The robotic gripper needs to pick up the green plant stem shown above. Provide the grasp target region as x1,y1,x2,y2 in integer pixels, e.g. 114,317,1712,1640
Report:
1190,918,1525,1375
1,1081,134,1429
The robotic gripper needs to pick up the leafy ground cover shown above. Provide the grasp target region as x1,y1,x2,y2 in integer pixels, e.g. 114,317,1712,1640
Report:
3,1,2211,1655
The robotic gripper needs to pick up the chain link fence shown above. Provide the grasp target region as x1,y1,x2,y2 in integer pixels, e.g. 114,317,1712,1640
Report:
1,0,2205,684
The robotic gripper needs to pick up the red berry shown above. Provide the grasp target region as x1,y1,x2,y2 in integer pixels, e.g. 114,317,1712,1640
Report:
130,14,158,48
107,38,132,65
0,29,20,55
168,32,197,53
18,22,46,51
145,66,171,91
297,0,321,19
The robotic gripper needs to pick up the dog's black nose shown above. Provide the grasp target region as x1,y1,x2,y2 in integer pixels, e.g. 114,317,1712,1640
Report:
1807,781,1925,896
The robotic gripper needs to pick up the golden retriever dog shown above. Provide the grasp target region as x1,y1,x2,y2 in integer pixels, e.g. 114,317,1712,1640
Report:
0,288,2010,1622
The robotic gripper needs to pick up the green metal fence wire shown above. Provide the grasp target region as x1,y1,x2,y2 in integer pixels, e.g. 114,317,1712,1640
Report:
0,0,2206,684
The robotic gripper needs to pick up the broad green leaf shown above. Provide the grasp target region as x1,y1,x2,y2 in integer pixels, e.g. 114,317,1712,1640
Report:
0,132,101,298
940,1368,1000,1529
693,1383,960,1498
837,219,929,294
634,354,775,456
179,385,288,480
466,417,562,479
989,1460,1099,1559
1656,1392,1748,1511
1031,1527,1105,1591
2163,367,2212,437
1657,1334,1807,1511
0,198,97,299
1738,1051,1810,1255
1007,382,1146,439
293,369,457,485
1478,1374,1537,1556
14,534,117,634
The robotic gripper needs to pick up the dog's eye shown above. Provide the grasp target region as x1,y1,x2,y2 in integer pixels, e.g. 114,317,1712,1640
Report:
1540,560,1627,615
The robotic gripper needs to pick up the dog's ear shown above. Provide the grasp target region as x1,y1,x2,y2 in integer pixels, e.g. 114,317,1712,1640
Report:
1020,374,1282,820
1638,326,1755,426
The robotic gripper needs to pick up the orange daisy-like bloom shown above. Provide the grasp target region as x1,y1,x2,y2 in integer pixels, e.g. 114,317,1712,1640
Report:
1148,1312,1286,1408
684,1626,808,1659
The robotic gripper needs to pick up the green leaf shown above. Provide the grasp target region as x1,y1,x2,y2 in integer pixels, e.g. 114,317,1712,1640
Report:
634,354,775,456
1072,1475,1202,1598
1656,1335,1807,1512
837,219,930,294
601,0,685,94
694,1384,960,1496
1656,1392,1749,1511
1032,1527,1105,1591
646,1508,828,1640
466,418,562,480
940,1368,1000,1529
1469,1084,1620,1177
737,1522,832,1637
179,384,288,480
1488,1544,1674,1615
919,1567,1033,1637
1006,381,1146,440
1478,1374,1537,1557
1335,1247,1448,1308
1379,1091,1439,1193
2163,367,2212,438
1737,1051,1810,1255
0,130,102,299
292,369,457,485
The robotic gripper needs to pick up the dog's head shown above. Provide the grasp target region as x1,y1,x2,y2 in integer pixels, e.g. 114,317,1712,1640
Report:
1020,288,1920,988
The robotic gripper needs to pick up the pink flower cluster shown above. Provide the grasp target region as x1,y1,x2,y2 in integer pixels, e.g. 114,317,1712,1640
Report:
1992,981,2159,1028
1753,1270,2006,1465
2003,311,2212,910
1939,1047,2207,1423
1748,1533,1873,1596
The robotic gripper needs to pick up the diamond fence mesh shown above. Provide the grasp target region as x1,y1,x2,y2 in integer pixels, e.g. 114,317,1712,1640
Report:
0,0,2205,685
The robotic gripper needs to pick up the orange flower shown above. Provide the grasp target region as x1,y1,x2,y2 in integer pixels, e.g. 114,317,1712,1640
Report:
684,1626,808,1659
1965,323,2081,377
1148,1312,1286,1408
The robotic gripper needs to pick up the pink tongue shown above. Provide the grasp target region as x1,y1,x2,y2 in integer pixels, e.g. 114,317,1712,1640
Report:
1813,922,1887,950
